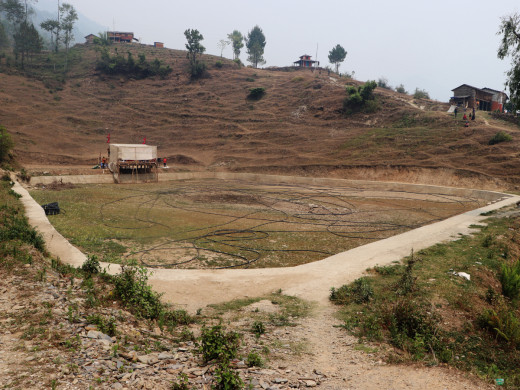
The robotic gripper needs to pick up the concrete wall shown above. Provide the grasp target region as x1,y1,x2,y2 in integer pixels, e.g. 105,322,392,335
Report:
30,171,510,203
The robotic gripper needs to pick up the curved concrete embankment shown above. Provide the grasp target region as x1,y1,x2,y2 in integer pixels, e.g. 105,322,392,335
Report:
21,173,520,312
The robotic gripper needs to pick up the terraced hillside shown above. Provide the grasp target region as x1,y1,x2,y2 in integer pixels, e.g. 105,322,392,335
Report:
1,43,520,188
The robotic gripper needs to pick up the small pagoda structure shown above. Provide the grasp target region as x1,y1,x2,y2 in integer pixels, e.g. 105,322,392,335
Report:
293,54,319,68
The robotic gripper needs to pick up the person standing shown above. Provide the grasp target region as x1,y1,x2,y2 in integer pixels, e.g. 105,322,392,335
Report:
454,107,458,118
163,158,167,168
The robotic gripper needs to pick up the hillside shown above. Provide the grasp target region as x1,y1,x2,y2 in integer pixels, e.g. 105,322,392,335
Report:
2,43,520,189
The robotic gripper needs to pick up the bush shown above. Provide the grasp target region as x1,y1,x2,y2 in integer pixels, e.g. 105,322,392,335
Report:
330,277,374,304
248,87,265,100
500,261,520,300
96,49,172,79
246,351,263,367
112,261,163,319
413,88,430,99
377,77,392,90
188,60,206,79
215,60,223,69
395,84,407,94
385,299,443,356
251,321,265,336
479,308,520,348
488,131,513,145
213,361,243,390
86,313,117,336
199,325,240,363
343,81,378,113
0,125,14,164
81,255,101,275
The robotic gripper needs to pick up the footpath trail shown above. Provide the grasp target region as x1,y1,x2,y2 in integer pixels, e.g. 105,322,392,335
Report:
12,176,517,389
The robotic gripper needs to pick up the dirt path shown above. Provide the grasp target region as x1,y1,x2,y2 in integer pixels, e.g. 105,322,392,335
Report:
266,304,492,389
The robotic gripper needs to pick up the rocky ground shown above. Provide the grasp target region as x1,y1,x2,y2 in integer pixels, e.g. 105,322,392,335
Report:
0,251,494,390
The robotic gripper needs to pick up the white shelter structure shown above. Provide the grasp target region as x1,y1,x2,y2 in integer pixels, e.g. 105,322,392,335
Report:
108,144,158,183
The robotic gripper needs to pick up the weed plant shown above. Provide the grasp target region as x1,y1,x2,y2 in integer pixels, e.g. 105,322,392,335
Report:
199,325,240,363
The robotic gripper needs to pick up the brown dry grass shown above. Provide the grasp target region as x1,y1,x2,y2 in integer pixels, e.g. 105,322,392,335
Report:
2,44,520,188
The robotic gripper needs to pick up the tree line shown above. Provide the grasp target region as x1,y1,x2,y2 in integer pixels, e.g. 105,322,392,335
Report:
0,0,77,69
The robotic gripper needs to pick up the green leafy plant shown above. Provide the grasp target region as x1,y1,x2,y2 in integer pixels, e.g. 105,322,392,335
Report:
247,87,265,100
330,277,374,304
500,261,520,300
488,131,513,145
246,351,263,367
81,254,101,275
113,261,163,319
199,325,240,363
86,313,117,336
343,81,378,113
413,88,430,99
251,321,265,336
479,308,520,348
213,361,243,390
171,373,192,390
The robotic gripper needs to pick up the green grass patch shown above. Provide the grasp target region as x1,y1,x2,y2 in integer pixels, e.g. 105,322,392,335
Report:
331,215,520,383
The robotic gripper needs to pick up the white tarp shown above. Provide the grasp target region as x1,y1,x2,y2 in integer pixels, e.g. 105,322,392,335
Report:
110,144,157,163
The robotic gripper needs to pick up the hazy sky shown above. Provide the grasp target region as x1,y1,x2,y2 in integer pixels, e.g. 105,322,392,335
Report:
39,0,520,101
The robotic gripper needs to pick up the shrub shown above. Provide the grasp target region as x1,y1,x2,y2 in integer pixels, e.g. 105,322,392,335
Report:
112,261,163,319
343,81,378,113
248,87,265,100
384,299,443,356
395,84,407,94
81,255,101,275
488,131,513,145
395,255,418,296
199,325,240,363
500,261,520,300
479,308,520,348
96,49,172,79
251,321,265,336
377,77,392,90
188,60,206,79
86,313,117,336
0,125,14,163
213,361,243,390
215,60,223,68
330,277,374,304
413,88,430,99
246,351,263,367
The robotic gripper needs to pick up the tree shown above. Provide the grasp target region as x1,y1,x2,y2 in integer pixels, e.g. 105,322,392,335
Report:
217,39,229,58
0,21,8,48
328,44,347,74
227,30,243,60
413,88,430,99
0,124,13,163
184,28,205,78
40,18,59,51
498,13,520,111
59,2,77,68
245,25,266,68
13,20,41,68
0,0,25,24
395,84,407,94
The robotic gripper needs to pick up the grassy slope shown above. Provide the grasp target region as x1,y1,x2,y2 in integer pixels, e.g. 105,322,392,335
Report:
1,44,520,187
331,210,520,387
